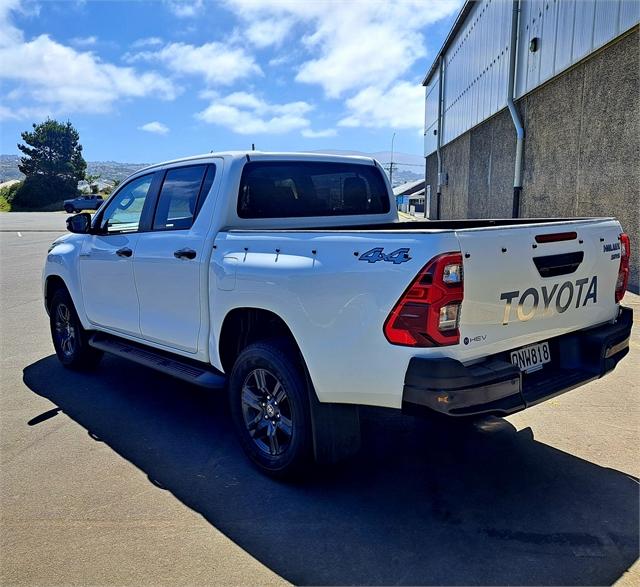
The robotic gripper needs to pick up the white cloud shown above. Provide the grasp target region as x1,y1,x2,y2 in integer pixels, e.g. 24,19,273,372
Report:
138,121,170,135
0,0,25,46
164,0,204,18
268,54,293,67
0,104,19,120
339,82,425,130
0,102,53,122
127,41,261,86
223,0,461,131
301,127,337,138
0,2,177,118
197,91,314,135
225,0,461,98
71,35,97,46
244,17,294,48
0,35,177,115
132,36,163,49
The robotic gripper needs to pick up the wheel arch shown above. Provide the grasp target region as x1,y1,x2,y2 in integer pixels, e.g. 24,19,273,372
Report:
44,275,70,314
218,307,304,375
220,306,361,465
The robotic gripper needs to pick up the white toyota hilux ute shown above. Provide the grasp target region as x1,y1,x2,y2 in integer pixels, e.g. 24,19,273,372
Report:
43,152,633,475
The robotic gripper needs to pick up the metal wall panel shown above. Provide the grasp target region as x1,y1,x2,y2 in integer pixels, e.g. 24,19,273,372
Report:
538,0,559,82
425,0,639,156
594,0,620,47
554,0,576,72
424,122,438,156
572,0,597,64
424,71,439,131
515,0,639,98
423,69,439,156
441,0,512,148
620,0,640,31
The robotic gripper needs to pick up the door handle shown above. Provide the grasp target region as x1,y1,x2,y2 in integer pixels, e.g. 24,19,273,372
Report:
174,248,197,260
116,247,133,258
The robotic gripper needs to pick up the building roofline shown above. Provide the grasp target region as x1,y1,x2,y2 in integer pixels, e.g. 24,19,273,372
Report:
422,0,476,86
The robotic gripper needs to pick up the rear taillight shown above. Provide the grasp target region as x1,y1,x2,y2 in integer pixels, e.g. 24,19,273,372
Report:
615,233,631,303
384,252,463,347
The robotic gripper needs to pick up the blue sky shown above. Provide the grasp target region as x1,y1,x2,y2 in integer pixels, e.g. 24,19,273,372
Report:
0,0,461,163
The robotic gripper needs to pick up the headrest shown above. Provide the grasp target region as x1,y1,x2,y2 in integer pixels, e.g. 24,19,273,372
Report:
343,177,368,211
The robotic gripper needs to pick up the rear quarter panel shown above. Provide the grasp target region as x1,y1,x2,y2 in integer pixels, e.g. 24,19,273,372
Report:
210,230,461,408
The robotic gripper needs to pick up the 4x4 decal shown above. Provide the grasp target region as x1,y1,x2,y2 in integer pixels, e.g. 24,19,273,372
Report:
359,247,411,264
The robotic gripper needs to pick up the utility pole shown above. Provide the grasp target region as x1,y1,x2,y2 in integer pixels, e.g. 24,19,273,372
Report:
389,131,396,186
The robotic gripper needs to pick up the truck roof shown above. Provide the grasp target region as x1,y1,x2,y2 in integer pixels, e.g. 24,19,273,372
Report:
135,151,378,175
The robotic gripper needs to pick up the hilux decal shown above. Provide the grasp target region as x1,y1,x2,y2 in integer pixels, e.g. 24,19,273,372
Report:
359,247,411,264
500,276,598,325
604,241,622,260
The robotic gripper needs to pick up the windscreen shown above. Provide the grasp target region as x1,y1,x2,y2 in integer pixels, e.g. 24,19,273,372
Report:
238,161,390,219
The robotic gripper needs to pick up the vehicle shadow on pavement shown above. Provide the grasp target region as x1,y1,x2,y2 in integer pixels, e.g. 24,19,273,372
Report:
24,355,639,586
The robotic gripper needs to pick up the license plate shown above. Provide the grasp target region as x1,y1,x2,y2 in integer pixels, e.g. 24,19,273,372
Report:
510,341,551,373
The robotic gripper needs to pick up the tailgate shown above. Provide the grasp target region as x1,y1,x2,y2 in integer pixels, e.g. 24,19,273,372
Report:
456,219,623,360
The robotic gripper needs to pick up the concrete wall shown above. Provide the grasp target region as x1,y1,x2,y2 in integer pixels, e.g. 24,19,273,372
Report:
425,27,639,291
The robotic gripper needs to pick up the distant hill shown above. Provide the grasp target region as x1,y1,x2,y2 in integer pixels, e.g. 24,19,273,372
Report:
1,150,424,188
0,155,148,184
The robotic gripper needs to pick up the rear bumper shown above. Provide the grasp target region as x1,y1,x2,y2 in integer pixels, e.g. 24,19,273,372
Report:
402,306,633,417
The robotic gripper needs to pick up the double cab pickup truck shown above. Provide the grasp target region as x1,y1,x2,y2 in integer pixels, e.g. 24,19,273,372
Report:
44,152,633,475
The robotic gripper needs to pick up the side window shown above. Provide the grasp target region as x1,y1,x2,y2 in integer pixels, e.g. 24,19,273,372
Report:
194,165,216,217
100,174,153,234
153,165,211,231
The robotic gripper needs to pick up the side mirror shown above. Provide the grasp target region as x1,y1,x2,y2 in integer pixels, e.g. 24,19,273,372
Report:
66,212,92,234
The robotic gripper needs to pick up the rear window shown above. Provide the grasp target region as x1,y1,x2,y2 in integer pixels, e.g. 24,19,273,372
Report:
238,161,390,219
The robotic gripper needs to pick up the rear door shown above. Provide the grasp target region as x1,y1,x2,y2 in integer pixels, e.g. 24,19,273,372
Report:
456,219,623,360
133,163,217,353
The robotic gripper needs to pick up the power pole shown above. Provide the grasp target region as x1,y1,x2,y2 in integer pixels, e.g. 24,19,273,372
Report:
389,131,396,186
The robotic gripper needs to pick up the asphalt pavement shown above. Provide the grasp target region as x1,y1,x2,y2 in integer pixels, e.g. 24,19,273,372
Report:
1,212,638,586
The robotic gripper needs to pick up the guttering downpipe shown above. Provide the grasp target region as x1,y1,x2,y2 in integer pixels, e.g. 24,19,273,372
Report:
507,0,524,218
436,55,444,220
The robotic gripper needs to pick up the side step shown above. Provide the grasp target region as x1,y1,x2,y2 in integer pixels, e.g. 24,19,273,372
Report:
89,333,226,389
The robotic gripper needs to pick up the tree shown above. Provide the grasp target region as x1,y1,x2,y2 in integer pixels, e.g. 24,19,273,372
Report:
84,173,101,194
13,119,87,209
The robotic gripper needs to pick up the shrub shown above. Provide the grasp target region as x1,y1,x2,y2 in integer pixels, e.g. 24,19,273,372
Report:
12,175,77,210
0,182,22,212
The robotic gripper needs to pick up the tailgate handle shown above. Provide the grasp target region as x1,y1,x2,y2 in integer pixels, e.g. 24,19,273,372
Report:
533,251,584,278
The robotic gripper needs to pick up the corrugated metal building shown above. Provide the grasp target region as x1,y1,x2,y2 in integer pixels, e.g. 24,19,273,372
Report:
423,0,639,290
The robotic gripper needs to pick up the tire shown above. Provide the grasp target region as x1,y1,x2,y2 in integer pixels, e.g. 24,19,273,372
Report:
229,340,312,477
64,205,74,214
49,288,103,370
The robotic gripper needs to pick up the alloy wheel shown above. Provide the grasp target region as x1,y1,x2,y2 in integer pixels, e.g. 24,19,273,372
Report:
241,368,293,456
54,303,76,358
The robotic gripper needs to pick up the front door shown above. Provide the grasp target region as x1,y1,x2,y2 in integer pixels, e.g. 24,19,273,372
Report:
79,173,156,336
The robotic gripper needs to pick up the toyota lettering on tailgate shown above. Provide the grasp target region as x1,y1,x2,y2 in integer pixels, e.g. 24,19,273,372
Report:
499,276,598,325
